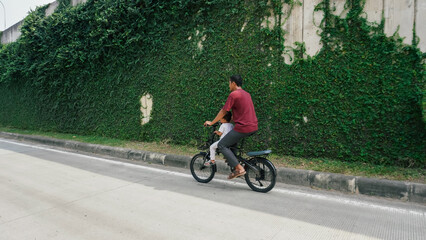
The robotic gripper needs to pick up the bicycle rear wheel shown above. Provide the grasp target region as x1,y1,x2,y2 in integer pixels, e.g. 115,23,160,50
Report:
190,153,215,183
244,157,276,193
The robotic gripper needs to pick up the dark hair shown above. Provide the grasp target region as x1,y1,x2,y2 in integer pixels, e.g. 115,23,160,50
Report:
230,74,243,87
223,111,232,122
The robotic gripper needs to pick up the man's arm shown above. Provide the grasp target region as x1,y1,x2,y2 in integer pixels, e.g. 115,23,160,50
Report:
204,109,227,126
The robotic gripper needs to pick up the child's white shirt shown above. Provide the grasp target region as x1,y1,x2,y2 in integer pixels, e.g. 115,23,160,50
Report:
218,123,234,139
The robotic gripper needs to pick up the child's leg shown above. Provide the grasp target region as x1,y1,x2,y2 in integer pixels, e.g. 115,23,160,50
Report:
209,141,219,161
205,141,219,166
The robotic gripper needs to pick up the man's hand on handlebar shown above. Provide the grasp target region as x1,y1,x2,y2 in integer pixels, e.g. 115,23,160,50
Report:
204,121,213,127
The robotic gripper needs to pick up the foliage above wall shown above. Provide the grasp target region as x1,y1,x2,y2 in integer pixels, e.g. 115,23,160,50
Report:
0,0,424,168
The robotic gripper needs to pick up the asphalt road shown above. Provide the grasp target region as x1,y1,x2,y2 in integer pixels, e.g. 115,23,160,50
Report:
0,138,425,240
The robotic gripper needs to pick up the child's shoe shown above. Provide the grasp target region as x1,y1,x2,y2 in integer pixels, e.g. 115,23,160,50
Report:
204,160,216,166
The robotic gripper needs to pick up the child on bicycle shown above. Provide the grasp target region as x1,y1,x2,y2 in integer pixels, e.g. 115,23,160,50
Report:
204,111,234,166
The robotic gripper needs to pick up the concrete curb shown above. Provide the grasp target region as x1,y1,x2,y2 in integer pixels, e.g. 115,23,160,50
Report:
1,132,425,204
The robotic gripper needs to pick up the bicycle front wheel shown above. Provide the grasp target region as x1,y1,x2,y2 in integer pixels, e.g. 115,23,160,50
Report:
244,157,276,193
190,153,215,183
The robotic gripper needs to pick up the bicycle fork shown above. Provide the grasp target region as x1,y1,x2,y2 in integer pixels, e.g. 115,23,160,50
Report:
202,152,217,172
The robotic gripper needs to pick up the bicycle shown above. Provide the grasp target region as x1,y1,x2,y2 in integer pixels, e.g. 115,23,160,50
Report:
190,123,277,193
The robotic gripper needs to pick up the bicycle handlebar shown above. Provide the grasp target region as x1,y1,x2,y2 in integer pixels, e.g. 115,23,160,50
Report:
203,122,219,129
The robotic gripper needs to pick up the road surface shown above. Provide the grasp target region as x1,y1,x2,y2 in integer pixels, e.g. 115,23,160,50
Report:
0,138,425,240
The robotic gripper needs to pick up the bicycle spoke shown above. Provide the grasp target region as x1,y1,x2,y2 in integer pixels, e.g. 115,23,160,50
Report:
244,158,276,192
190,153,215,183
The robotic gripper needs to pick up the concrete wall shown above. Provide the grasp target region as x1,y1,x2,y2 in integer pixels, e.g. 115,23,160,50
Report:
45,1,59,16
279,0,426,63
1,20,23,44
71,0,87,7
1,0,425,56
384,0,415,45
1,0,87,45
282,3,303,63
364,0,384,24
416,0,426,51
302,0,324,58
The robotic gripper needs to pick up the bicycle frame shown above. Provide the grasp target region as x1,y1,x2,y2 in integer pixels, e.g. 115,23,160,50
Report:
200,124,272,172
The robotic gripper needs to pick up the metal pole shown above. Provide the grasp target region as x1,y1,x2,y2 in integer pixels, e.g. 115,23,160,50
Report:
0,1,5,30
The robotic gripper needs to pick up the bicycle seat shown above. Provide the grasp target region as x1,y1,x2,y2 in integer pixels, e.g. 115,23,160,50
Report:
247,150,272,156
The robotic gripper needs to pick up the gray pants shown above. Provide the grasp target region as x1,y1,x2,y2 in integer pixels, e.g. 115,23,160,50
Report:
218,130,256,168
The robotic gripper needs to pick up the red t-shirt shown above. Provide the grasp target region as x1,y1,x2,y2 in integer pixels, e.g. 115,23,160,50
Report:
222,89,258,133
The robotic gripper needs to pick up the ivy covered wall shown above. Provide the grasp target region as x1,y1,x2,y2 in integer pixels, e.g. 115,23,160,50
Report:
0,0,424,167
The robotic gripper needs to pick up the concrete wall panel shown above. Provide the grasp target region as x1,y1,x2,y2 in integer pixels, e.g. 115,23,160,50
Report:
364,0,384,24
303,0,323,57
384,0,415,45
1,21,23,44
416,0,426,52
282,2,304,63
331,0,349,18
71,0,87,6
45,1,59,16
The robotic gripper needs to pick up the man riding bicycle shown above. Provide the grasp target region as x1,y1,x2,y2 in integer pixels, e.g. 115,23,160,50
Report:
204,75,258,179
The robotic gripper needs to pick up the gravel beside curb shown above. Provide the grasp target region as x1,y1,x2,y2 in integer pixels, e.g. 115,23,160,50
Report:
1,132,425,204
